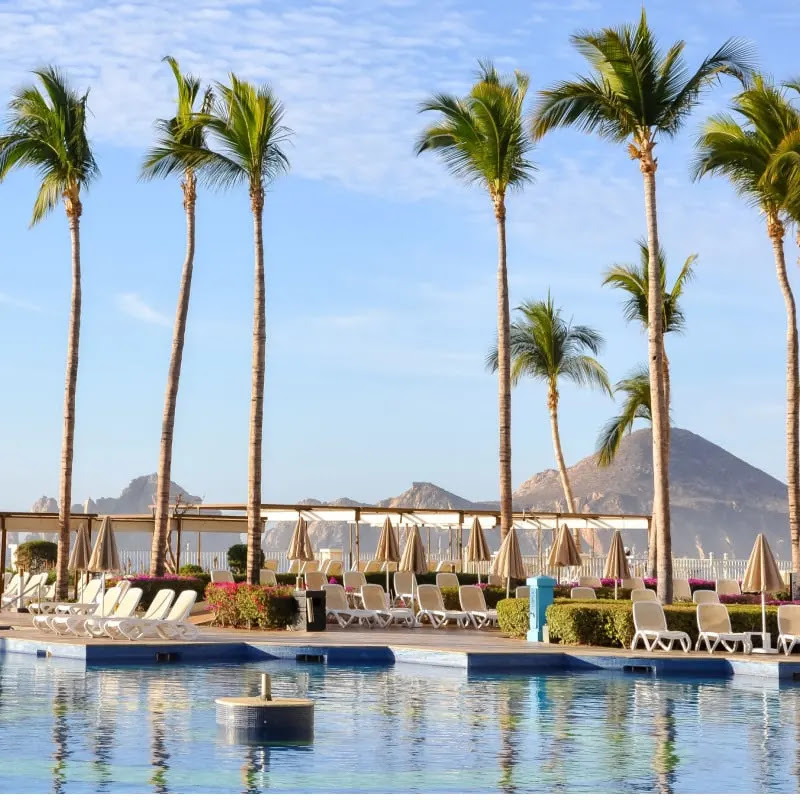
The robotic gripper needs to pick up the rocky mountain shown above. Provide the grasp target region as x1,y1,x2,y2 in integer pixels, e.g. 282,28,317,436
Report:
379,482,483,510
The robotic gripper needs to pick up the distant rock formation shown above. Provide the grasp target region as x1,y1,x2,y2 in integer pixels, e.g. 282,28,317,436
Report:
30,496,58,513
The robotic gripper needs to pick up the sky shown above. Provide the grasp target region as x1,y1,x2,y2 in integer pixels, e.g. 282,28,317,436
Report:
0,0,798,510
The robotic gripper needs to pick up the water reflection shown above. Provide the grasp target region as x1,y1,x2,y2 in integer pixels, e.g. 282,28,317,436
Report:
652,695,677,794
51,683,69,793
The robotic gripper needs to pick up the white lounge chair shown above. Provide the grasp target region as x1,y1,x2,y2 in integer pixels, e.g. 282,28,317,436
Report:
416,585,468,629
692,589,720,605
393,571,417,608
326,560,343,577
362,560,381,573
778,606,800,655
695,602,752,654
630,588,658,602
571,587,597,600
343,571,366,590
259,569,277,587
48,583,134,637
436,573,460,590
360,584,415,628
673,578,692,602
31,577,101,615
622,577,645,592
323,584,379,628
304,571,326,591
82,588,147,638
578,576,602,589
631,601,691,652
210,569,234,583
0,572,28,604
300,560,319,574
716,579,741,596
99,588,176,640
436,561,456,573
263,559,279,571
459,585,497,628
1,572,47,609
515,586,530,600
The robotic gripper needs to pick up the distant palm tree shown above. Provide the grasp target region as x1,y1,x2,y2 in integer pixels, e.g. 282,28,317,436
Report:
180,74,290,583
416,60,535,539
0,67,98,600
487,294,611,524
141,57,211,578
596,367,652,469
694,75,800,571
532,10,752,602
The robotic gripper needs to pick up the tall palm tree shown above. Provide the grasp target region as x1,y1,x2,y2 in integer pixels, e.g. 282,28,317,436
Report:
141,57,211,577
532,10,752,601
596,366,652,468
694,76,800,570
0,67,98,600
416,60,535,539
487,294,611,521
180,74,290,583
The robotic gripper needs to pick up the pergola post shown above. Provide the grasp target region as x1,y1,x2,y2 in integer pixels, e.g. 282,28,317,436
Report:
0,515,6,589
354,510,360,570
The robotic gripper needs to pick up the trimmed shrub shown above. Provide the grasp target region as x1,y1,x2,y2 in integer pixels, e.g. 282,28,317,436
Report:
206,583,298,629
497,598,529,638
179,564,204,576
227,544,265,573
16,540,58,572
439,585,510,611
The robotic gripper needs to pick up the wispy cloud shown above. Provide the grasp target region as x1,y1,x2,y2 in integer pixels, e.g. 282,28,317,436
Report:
116,292,170,328
0,291,40,312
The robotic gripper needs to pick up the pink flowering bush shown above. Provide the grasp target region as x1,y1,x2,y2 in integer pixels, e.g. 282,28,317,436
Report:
206,582,298,629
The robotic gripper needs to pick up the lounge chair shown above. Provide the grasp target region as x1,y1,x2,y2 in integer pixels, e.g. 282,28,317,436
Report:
210,569,234,583
695,603,752,654
393,571,417,608
515,586,530,600
154,590,200,640
304,571,326,591
81,588,149,638
427,560,438,572
0,572,28,604
326,561,343,577
323,584,379,628
673,578,692,602
630,588,658,602
100,589,176,640
621,577,645,591
1,572,47,609
301,560,319,574
47,583,133,636
382,561,398,573
343,571,366,590
259,569,277,587
716,578,741,596
778,606,800,655
692,589,720,604
631,601,691,652
435,573,460,590
571,587,597,600
415,585,468,629
488,573,503,587
263,559,279,571
578,576,602,589
288,560,302,575
459,585,498,628
360,584,415,627
363,560,381,573
436,561,456,573
31,577,101,615
318,559,330,575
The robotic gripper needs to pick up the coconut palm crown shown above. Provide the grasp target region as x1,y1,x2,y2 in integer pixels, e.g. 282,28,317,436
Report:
596,367,652,467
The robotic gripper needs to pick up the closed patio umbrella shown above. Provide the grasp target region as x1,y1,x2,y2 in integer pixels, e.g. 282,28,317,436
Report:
398,524,426,574
742,532,785,649
88,516,120,608
603,529,631,600
375,517,400,592
466,518,490,583
548,523,582,583
490,527,525,598
287,518,313,566
68,524,91,601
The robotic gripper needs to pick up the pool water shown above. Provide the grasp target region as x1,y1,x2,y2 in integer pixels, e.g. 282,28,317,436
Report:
0,655,798,793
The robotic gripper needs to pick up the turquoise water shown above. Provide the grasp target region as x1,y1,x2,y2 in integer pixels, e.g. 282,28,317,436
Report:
0,654,797,793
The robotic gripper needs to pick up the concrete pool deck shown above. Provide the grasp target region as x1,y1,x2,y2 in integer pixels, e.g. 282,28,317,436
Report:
2,610,800,682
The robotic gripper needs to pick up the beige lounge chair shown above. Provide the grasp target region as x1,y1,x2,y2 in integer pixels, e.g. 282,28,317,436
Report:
693,589,720,604
363,560,381,573
436,561,456,573
382,561,398,573
415,585,468,629
716,578,741,596
630,588,658,602
323,584,379,628
288,560,302,575
301,560,319,574
427,560,438,572
570,587,596,600
31,577,101,618
154,590,200,640
622,577,645,591
459,585,497,628
515,586,530,600
393,571,417,607
49,583,135,637
210,569,234,583
435,573,460,590
695,602,752,653
1,572,48,609
263,559,279,571
673,578,692,601
488,573,503,587
631,601,691,652
578,576,602,589
778,606,800,655
304,571,326,591
361,584,415,627
102,588,175,639
0,572,27,603
326,560,343,577
343,571,366,590
259,569,277,587
317,559,330,575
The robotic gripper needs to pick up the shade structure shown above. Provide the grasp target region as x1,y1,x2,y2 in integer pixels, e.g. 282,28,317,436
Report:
68,524,91,571
88,516,120,573
742,533,786,646
375,517,400,592
287,518,313,563
603,530,631,599
399,524,426,573
548,523,582,570
490,527,525,597
465,518,491,583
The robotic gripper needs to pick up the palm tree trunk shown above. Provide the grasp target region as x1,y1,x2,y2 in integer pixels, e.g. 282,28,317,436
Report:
771,217,800,571
548,384,578,548
494,195,513,539
150,171,197,577
640,149,672,604
247,187,266,584
57,201,82,601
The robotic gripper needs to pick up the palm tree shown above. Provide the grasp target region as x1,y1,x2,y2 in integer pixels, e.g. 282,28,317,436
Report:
596,366,652,468
487,294,611,523
416,60,535,539
694,75,800,571
180,74,290,583
532,10,752,602
141,57,211,577
0,67,98,600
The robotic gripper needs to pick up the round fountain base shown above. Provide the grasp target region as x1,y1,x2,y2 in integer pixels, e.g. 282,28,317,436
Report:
215,697,314,744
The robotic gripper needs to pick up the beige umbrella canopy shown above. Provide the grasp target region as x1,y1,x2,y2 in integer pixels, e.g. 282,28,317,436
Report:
399,524,426,574
603,530,631,599
548,523,582,573
88,516,120,607
287,518,313,563
68,524,91,572
490,527,526,597
375,517,400,592
466,518,491,583
742,533,786,644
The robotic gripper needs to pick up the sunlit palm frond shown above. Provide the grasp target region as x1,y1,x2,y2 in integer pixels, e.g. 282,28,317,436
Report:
596,365,652,466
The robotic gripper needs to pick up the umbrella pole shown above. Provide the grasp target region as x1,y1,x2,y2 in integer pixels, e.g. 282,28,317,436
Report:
615,579,618,601
761,591,767,640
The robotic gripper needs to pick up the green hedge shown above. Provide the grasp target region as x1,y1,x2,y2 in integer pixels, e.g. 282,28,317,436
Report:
206,583,298,629
497,598,529,638
115,577,208,610
554,585,635,601
16,540,58,572
439,585,509,610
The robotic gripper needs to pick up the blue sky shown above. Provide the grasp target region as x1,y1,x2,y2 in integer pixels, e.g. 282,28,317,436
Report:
0,0,798,509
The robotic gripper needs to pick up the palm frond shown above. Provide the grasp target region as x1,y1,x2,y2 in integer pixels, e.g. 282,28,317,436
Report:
595,365,652,466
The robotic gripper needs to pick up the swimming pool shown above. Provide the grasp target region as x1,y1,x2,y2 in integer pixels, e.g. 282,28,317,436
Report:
0,655,797,793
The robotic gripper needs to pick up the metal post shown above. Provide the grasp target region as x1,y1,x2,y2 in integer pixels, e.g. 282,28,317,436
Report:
0,516,6,591
176,516,182,572
197,531,201,566
354,512,360,570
